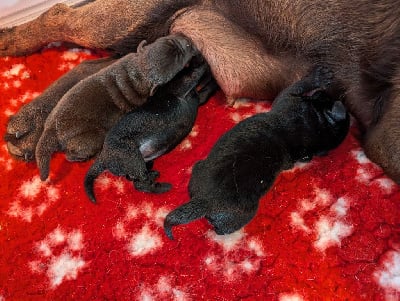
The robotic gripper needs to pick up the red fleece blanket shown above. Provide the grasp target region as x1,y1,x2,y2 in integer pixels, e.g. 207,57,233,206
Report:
1,46,400,301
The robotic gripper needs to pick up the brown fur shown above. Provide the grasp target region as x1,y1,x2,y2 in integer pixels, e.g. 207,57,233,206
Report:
4,57,116,161
2,0,400,181
34,34,199,180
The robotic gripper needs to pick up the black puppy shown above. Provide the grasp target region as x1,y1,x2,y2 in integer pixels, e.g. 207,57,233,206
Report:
84,59,218,203
164,66,350,239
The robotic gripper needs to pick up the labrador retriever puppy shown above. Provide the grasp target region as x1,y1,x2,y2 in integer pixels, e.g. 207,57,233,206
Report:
84,58,218,202
164,66,350,238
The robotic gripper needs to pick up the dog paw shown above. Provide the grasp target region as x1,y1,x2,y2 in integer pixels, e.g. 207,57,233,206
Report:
148,170,160,181
134,180,172,194
5,103,51,161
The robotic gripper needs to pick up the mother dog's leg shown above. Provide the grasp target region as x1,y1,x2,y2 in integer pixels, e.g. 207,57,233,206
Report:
0,0,171,56
4,57,116,161
170,6,310,103
363,70,400,183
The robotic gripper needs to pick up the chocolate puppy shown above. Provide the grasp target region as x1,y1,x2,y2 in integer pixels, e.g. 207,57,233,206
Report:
84,59,218,202
5,57,117,162
164,66,350,238
34,34,198,181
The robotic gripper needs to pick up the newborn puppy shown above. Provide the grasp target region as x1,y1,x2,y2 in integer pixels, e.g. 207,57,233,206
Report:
35,34,198,181
84,59,218,202
4,57,117,162
164,66,350,238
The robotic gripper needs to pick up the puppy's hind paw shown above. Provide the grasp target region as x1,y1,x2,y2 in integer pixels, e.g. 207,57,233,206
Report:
134,181,172,194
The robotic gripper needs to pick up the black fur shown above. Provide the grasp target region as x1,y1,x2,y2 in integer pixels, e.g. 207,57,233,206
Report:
164,66,350,239
84,57,218,203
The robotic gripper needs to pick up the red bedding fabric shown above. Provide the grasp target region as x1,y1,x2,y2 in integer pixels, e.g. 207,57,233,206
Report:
0,46,399,301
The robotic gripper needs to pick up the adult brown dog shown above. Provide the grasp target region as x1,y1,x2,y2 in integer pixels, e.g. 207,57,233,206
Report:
2,0,400,182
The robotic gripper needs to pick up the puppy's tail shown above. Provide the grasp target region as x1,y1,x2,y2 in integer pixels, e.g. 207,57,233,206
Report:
84,160,106,203
164,198,208,240
35,127,60,181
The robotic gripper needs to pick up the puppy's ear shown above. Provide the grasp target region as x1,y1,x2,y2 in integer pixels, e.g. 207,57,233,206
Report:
164,198,208,240
137,40,148,53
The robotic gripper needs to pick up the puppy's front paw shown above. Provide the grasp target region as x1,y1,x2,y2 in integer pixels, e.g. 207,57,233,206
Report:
134,180,172,194
5,103,51,161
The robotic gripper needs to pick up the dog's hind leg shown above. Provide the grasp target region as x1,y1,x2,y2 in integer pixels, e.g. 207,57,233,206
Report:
364,71,400,183
0,0,193,57
4,57,116,161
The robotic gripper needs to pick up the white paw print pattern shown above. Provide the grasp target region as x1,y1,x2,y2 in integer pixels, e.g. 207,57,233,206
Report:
0,144,14,171
113,202,169,257
352,149,397,194
1,63,30,80
5,91,40,117
279,293,305,301
204,230,265,280
29,227,86,288
230,99,272,123
139,276,189,301
94,173,128,197
179,125,199,151
6,175,60,222
374,251,400,301
58,49,92,71
290,188,353,252
1,63,37,116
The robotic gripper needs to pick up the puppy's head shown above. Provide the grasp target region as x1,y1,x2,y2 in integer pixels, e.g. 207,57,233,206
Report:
308,91,350,153
138,34,199,91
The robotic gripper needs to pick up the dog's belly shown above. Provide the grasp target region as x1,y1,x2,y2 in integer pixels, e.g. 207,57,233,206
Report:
171,7,308,103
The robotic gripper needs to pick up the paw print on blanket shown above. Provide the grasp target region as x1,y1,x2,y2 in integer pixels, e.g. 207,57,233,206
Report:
1,62,31,89
351,149,397,194
58,48,93,71
112,202,170,257
139,275,190,301
178,125,200,151
1,61,37,117
290,187,354,252
230,99,272,124
29,227,86,288
374,251,400,300
0,144,14,171
203,230,266,281
6,175,60,222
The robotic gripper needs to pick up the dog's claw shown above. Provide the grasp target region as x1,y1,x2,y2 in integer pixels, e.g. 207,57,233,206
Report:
15,131,23,139
6,142,24,157
24,151,33,162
